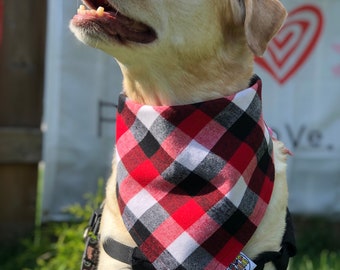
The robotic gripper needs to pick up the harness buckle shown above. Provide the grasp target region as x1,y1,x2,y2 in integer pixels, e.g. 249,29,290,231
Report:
83,207,102,240
81,205,104,270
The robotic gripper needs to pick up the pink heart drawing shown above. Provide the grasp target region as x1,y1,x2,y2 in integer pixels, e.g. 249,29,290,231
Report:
255,5,324,85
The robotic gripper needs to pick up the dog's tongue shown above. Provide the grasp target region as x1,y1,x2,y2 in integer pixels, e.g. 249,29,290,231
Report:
72,5,156,44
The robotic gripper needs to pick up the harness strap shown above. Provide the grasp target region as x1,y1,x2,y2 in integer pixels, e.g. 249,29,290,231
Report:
80,205,103,270
82,207,296,270
103,238,156,270
103,238,134,265
253,209,297,270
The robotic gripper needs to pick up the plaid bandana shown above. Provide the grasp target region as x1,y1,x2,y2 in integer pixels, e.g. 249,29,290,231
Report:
115,78,274,269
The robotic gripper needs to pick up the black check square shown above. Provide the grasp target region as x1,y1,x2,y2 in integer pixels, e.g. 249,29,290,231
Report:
177,172,209,196
207,196,237,225
193,152,226,181
228,112,257,141
161,161,192,185
221,209,248,235
214,102,244,129
139,131,161,158
130,219,153,244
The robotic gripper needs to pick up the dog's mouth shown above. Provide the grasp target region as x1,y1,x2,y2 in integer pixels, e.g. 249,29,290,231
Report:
71,0,157,44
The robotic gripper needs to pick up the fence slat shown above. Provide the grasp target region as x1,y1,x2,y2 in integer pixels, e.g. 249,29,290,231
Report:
0,128,42,163
0,0,46,243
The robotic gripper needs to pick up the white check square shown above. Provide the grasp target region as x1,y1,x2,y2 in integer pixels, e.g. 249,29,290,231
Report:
176,140,210,171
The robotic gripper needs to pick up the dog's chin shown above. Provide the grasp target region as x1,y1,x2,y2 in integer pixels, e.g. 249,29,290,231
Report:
70,0,157,47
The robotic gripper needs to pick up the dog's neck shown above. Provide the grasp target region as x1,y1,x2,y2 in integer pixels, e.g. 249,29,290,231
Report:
118,45,254,106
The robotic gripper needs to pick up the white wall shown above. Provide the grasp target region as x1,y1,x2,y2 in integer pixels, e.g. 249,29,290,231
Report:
42,0,121,220
257,0,340,215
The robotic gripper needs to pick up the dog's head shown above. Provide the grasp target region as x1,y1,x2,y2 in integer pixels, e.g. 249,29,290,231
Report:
70,0,286,103
70,0,286,56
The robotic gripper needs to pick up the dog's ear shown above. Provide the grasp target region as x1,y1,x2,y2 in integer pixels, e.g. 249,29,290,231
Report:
231,0,287,56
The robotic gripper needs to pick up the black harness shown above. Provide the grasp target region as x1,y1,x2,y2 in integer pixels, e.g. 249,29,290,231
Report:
253,210,297,270
81,206,102,270
81,207,296,270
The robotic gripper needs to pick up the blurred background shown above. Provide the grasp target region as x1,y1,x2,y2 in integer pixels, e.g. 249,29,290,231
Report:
0,0,339,269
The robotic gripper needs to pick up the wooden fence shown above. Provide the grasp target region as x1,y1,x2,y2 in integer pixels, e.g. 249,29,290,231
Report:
0,0,46,242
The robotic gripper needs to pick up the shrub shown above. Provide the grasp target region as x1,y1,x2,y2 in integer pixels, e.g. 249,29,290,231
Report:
1,179,339,270
0,179,104,270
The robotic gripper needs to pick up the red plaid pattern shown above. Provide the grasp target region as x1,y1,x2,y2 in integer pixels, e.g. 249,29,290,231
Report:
115,79,274,269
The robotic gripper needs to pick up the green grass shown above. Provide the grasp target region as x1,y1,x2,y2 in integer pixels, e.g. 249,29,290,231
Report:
290,250,339,270
0,179,104,270
290,215,340,270
0,180,339,270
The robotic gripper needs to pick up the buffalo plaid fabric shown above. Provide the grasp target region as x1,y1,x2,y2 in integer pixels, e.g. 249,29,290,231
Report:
115,78,274,270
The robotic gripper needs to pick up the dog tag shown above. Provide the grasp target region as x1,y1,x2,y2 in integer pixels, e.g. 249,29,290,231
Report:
226,252,257,270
